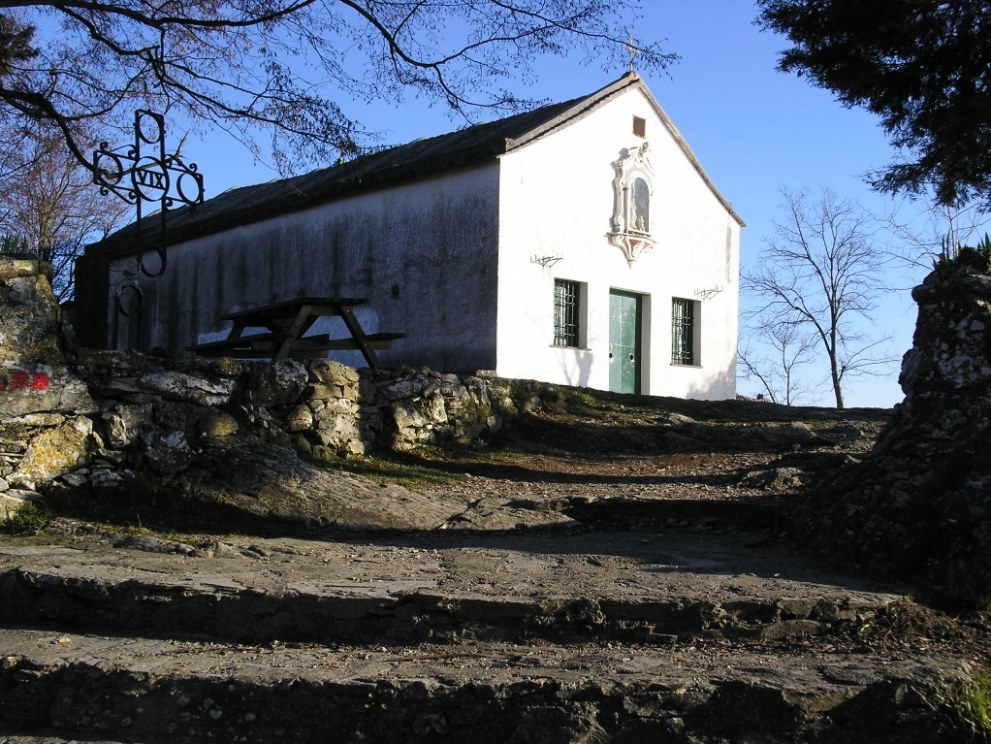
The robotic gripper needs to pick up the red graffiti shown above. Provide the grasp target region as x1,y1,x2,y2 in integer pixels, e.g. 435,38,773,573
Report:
0,369,50,393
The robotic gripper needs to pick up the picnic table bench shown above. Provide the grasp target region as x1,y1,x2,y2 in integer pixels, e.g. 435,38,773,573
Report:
188,296,403,369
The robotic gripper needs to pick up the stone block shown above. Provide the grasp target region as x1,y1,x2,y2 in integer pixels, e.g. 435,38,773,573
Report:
381,376,437,402
313,416,361,448
104,403,153,449
199,411,239,440
306,383,336,401
172,355,245,379
139,370,236,407
89,468,125,489
390,400,428,431
309,359,360,386
60,471,89,488
0,258,50,281
286,405,314,432
141,429,196,475
248,360,307,407
4,412,66,427
14,416,93,485
317,397,356,416
0,363,96,418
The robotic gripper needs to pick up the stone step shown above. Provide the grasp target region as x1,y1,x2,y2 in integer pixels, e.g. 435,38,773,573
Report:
0,628,974,744
0,533,903,648
0,565,891,648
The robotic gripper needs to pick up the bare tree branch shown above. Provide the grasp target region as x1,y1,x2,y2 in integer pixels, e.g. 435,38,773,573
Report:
0,0,677,177
880,186,991,278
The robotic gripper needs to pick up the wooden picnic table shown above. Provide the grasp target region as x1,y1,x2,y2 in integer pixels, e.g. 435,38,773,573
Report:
189,296,403,368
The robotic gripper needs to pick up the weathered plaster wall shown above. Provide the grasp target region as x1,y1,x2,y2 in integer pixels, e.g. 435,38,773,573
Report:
495,87,740,400
106,166,501,373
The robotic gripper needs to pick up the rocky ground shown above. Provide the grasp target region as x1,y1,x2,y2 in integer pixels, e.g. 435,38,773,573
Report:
1,391,989,742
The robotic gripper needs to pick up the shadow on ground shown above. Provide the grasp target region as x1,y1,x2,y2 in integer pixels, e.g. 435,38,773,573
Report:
13,395,896,595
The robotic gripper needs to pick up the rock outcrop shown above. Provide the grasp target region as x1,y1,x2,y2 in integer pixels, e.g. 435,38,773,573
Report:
0,259,97,516
799,248,991,606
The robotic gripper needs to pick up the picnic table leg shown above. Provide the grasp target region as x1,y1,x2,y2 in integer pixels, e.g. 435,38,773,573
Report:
339,306,380,369
273,304,313,362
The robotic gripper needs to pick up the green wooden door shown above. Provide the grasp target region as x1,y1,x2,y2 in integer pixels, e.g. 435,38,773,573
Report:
609,290,641,394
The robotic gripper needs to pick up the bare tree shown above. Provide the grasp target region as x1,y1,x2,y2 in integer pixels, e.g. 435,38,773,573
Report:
0,122,128,300
738,323,817,406
743,188,893,409
0,1,676,177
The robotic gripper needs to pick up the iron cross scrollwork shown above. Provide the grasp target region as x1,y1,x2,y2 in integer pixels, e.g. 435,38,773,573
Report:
93,110,204,277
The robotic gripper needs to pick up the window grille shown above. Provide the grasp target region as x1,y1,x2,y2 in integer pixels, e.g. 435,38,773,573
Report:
672,298,695,365
554,279,580,347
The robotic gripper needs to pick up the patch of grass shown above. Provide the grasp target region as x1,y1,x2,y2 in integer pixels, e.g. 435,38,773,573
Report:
560,389,601,413
474,446,541,465
935,669,991,742
1,501,53,536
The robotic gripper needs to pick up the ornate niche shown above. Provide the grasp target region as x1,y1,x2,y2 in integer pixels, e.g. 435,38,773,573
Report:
607,142,655,264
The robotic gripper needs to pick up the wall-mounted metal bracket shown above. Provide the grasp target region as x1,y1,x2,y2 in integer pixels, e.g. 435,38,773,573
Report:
695,285,724,301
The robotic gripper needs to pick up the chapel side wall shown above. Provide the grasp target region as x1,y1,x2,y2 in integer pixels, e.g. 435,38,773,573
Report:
105,166,501,372
495,87,740,400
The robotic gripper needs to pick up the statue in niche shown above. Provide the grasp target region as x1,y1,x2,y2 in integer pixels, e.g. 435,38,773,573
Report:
631,177,650,233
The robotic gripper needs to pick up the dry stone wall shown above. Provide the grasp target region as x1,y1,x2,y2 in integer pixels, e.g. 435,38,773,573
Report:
0,258,545,513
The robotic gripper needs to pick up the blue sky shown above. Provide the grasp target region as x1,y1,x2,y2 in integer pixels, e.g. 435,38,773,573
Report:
185,1,927,408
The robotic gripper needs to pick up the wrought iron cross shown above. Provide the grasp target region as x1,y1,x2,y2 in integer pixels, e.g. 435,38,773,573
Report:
93,110,204,277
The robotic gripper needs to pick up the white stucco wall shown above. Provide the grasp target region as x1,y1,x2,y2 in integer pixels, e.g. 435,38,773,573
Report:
107,166,501,372
495,87,741,400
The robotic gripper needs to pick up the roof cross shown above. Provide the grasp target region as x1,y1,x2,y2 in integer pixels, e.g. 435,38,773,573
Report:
624,33,640,72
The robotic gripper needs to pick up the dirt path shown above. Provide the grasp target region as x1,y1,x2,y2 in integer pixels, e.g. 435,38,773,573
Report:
1,395,988,742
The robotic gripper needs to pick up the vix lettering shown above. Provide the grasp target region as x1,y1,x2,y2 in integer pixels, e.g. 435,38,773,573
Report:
135,166,167,191
0,369,50,394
